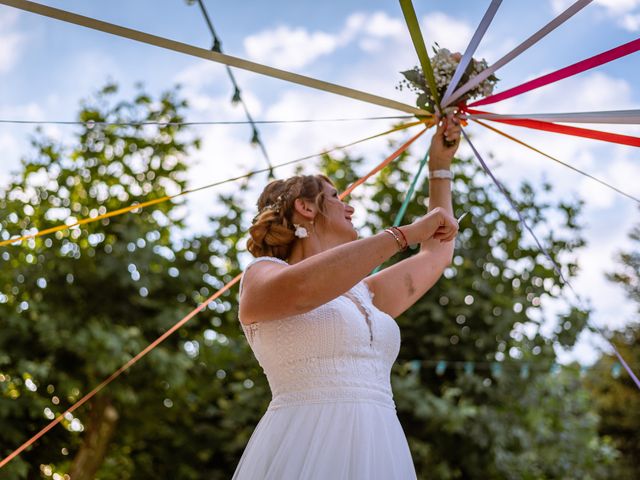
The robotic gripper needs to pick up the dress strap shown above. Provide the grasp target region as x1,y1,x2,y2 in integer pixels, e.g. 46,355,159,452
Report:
239,256,289,295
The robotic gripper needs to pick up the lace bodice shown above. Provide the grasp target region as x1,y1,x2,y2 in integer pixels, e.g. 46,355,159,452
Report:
238,256,402,411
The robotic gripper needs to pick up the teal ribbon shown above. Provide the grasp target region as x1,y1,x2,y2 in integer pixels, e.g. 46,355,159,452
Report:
372,149,429,274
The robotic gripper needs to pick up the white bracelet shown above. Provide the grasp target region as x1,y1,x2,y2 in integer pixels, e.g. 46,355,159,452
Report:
428,169,452,180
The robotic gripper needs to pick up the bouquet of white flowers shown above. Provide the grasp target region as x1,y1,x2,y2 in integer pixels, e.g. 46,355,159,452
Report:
398,44,499,114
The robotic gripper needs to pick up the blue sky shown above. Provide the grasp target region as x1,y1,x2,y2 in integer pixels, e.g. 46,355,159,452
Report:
1,0,639,365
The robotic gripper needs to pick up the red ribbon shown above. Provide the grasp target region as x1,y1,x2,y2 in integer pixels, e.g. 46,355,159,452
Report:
470,38,640,107
466,108,640,148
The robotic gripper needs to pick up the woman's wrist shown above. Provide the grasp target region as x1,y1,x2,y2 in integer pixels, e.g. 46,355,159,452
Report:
428,158,452,171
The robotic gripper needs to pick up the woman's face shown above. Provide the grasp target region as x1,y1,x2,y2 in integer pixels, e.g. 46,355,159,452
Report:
318,181,357,242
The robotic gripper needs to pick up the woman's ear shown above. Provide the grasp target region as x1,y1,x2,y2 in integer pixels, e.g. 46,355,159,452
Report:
293,197,316,221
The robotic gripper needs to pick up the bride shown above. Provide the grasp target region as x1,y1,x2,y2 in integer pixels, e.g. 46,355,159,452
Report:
232,113,461,479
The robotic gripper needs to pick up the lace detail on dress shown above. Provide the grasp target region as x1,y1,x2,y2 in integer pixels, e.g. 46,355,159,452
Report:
238,261,401,411
341,286,374,346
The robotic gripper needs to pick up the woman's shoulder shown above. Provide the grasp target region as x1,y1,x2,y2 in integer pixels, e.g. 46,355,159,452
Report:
239,256,289,295
246,256,289,269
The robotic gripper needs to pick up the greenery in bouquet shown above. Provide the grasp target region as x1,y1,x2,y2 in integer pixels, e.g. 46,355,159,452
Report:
397,44,499,114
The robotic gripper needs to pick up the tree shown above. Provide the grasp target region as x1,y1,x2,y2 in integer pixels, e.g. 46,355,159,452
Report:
316,143,618,479
0,83,210,478
583,220,640,479
0,85,618,479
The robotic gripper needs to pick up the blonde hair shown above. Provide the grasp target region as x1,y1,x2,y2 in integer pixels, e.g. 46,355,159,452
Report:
247,174,333,259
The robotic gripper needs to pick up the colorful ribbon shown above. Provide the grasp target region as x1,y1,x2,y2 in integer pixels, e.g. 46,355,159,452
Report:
447,0,593,107
339,123,432,199
466,108,640,147
441,0,503,107
372,149,431,274
0,120,425,248
472,119,640,205
461,128,571,287
462,128,640,392
471,37,640,107
399,0,442,111
467,109,640,124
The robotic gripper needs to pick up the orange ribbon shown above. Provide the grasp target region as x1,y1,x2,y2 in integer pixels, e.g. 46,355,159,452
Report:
472,119,640,205
340,120,434,200
0,120,426,249
0,121,434,468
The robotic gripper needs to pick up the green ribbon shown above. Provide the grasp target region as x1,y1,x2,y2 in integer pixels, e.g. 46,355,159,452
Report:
399,0,442,113
372,149,429,274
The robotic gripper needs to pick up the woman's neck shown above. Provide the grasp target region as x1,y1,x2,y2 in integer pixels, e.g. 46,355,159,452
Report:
286,235,343,265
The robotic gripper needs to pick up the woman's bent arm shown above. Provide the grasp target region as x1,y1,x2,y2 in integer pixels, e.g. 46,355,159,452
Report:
240,231,402,323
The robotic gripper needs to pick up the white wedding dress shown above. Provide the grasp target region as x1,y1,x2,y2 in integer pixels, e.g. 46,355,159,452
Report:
231,256,417,479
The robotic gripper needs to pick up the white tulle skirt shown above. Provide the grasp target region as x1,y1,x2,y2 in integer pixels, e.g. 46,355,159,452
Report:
231,401,417,479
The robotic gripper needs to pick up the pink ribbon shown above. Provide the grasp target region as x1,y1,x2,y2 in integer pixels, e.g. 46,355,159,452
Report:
471,37,640,107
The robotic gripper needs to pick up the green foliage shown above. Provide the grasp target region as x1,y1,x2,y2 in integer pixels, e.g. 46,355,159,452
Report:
336,140,616,479
0,85,620,479
584,325,640,479
582,221,640,478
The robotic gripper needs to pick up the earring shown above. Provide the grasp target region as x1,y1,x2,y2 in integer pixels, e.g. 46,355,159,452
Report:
293,223,309,238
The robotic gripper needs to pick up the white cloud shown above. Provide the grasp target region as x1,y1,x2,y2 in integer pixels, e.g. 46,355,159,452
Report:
421,12,474,53
360,11,405,38
0,10,26,74
596,0,640,14
242,11,408,70
174,60,229,92
244,25,342,70
551,0,640,31
621,12,640,30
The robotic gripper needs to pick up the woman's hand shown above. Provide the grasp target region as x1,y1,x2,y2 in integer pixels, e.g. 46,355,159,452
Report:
402,207,459,245
428,110,462,170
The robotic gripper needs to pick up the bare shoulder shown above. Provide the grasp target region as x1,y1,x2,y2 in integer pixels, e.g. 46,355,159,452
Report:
239,260,291,325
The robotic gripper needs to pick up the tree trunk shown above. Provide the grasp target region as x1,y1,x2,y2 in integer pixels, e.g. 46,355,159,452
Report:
68,396,119,480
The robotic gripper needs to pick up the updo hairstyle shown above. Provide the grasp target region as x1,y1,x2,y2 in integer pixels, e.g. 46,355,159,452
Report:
247,174,333,260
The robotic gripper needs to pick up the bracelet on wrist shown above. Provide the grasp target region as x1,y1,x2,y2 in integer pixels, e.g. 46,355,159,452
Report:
390,226,409,250
384,227,408,252
428,169,452,180
384,228,402,251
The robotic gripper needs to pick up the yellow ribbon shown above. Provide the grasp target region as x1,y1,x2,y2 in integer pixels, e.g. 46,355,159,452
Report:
0,119,429,248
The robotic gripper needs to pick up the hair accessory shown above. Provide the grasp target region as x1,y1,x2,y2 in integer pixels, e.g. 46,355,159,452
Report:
256,194,286,218
293,224,309,238
429,169,453,180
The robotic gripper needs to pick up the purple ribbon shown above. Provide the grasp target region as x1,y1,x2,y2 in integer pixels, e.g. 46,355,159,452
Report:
462,128,640,391
441,0,503,108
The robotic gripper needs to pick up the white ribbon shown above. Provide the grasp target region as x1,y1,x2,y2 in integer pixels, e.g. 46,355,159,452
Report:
468,109,640,124
0,0,429,116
